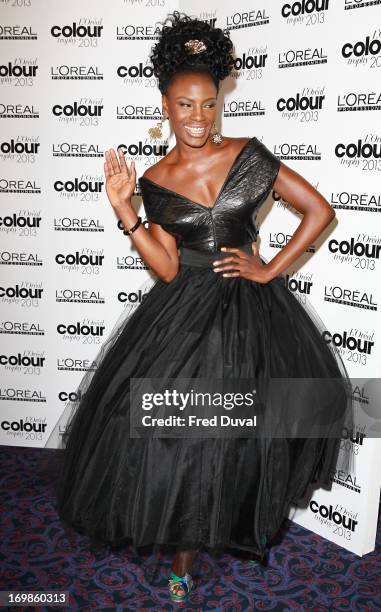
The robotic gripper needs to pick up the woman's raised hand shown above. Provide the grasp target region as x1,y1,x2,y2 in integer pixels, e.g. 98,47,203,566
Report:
104,147,136,211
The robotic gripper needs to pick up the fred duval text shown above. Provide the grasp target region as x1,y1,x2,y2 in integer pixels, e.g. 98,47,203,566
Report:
140,415,257,427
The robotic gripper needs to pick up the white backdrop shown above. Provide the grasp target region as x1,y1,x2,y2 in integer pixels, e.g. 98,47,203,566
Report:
1,0,380,556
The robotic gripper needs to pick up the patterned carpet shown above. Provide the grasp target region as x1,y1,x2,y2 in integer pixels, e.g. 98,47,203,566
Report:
1,445,380,611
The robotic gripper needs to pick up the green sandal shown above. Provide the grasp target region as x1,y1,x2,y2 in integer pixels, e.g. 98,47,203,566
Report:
168,569,194,602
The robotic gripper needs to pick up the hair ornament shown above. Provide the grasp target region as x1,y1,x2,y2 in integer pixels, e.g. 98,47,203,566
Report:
184,39,207,54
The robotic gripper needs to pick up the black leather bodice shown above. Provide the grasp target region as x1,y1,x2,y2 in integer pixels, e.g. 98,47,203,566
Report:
138,136,280,253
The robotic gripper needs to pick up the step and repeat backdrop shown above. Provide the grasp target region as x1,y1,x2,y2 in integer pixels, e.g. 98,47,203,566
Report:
1,0,380,556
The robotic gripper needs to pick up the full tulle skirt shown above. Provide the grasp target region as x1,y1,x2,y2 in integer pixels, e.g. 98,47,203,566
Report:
49,255,353,561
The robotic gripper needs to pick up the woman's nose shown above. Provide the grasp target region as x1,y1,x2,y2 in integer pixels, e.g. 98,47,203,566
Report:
190,106,204,121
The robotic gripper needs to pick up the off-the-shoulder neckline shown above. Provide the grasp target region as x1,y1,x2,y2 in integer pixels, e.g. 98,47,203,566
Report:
139,136,257,211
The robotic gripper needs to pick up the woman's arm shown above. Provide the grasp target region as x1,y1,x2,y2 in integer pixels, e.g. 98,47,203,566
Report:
264,161,336,279
214,161,336,283
132,219,179,283
105,148,179,283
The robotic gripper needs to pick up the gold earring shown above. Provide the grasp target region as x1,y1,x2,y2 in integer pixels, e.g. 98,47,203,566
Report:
148,114,167,140
210,121,223,145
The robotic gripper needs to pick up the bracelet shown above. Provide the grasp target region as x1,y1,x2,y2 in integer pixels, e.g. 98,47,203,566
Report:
123,216,142,236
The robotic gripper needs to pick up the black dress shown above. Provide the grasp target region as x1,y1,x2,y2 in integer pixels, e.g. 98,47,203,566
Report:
50,136,353,562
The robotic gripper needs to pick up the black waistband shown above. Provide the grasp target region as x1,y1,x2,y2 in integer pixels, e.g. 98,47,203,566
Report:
179,242,253,268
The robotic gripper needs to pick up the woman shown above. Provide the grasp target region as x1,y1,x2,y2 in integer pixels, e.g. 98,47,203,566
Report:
52,11,352,604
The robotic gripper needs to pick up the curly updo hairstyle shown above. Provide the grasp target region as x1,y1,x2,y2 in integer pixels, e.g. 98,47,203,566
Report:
150,11,236,95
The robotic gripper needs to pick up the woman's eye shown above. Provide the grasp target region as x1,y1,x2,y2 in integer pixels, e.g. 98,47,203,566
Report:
178,102,215,108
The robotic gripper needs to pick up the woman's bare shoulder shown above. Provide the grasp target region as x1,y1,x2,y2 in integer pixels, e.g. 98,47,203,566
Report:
141,135,253,184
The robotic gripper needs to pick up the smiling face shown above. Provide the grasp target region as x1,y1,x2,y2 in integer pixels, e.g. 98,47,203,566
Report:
162,71,218,147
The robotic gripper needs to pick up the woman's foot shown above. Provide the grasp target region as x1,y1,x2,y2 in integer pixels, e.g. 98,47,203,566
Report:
168,550,197,600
